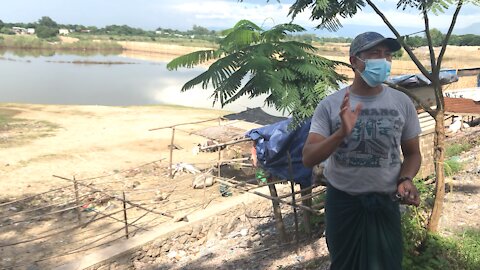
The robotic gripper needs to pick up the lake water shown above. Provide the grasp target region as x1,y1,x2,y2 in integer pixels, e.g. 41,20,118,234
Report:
0,50,285,116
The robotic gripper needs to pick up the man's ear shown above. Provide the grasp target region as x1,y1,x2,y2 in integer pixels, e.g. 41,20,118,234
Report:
349,55,357,71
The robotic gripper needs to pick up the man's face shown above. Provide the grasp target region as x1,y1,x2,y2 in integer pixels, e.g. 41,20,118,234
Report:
350,43,393,72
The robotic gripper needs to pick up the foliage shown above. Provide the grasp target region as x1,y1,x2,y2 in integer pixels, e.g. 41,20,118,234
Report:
401,179,480,269
392,48,404,59
0,35,122,52
287,0,366,31
167,20,346,127
38,16,58,28
444,157,463,176
445,142,473,157
36,25,58,39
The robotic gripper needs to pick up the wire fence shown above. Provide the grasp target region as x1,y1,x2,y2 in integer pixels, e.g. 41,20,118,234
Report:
0,156,237,269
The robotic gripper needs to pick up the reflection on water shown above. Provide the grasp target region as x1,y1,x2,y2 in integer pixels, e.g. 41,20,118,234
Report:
0,49,286,116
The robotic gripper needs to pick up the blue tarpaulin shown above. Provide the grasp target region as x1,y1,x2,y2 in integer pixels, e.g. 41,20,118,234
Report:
246,119,313,187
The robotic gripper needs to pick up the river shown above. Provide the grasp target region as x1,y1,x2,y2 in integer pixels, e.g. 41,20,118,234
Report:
0,49,285,116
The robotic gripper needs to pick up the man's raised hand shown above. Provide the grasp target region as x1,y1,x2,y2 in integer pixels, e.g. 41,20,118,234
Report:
339,90,363,137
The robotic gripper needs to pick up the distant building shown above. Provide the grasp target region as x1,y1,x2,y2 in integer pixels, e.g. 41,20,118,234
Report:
12,27,28,35
27,28,35,35
59,29,70,35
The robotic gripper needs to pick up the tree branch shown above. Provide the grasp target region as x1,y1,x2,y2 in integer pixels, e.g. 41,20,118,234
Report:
437,0,463,73
365,0,431,79
422,9,436,74
421,7,443,111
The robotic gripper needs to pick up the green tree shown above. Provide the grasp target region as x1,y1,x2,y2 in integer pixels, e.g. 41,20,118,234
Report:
285,0,480,234
429,28,444,47
191,25,211,36
0,19,4,29
36,16,58,39
36,25,58,39
38,16,58,28
167,20,346,126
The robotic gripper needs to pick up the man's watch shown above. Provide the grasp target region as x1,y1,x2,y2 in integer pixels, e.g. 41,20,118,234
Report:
397,176,413,186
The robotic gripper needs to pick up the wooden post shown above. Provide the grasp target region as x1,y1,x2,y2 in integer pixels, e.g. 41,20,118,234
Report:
73,176,82,224
122,191,129,239
268,182,288,243
169,127,176,179
217,149,221,178
300,183,312,236
287,151,300,247
217,117,221,178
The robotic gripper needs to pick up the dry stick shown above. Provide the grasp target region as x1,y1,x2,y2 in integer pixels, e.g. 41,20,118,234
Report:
0,206,135,247
199,137,252,151
287,151,300,252
245,178,290,191
294,189,326,202
169,127,176,179
75,159,165,182
1,202,86,227
122,191,129,239
73,176,82,224
52,175,177,219
83,206,146,231
277,184,319,199
0,192,91,219
215,178,319,214
0,184,72,207
149,117,223,131
217,149,221,178
24,218,172,270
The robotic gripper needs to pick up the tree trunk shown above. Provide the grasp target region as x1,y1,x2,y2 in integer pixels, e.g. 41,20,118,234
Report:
427,110,446,232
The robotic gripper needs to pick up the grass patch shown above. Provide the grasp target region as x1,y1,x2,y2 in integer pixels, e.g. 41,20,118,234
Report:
445,142,473,158
0,34,122,53
0,108,20,126
0,108,60,147
444,158,464,176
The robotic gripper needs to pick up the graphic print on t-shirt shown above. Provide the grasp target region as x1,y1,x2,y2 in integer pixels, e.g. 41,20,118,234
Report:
333,107,404,168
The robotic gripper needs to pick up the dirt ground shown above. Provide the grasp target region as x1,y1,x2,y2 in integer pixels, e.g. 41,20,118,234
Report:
0,103,262,269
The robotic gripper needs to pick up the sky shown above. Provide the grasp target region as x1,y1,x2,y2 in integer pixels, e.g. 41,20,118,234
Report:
1,0,480,37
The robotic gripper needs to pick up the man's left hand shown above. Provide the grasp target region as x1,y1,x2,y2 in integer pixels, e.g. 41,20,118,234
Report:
397,180,420,207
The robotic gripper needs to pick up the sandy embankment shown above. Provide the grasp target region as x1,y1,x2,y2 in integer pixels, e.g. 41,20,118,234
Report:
117,41,214,63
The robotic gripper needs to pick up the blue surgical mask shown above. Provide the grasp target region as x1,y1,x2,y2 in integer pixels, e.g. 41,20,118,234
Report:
356,57,391,87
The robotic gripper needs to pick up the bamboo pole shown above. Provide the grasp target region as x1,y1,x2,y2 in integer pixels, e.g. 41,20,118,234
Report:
122,192,129,239
149,117,224,131
169,127,176,179
268,182,288,243
73,176,82,224
199,137,252,151
217,149,221,178
53,175,176,219
214,178,320,214
287,151,300,246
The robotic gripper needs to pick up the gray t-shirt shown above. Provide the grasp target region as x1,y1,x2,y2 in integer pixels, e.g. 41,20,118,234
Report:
310,86,421,194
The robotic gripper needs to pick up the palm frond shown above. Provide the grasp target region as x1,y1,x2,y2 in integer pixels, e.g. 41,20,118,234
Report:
167,50,220,70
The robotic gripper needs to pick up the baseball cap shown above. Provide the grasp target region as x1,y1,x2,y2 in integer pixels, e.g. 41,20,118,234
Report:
349,32,401,56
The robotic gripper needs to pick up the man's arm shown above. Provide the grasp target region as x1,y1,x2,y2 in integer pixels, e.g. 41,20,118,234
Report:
302,131,345,168
303,90,362,168
397,136,422,206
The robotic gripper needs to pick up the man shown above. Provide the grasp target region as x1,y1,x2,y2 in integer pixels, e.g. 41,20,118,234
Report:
303,32,422,270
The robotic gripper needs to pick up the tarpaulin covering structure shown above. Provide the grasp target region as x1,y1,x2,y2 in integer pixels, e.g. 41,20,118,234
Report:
246,119,313,187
